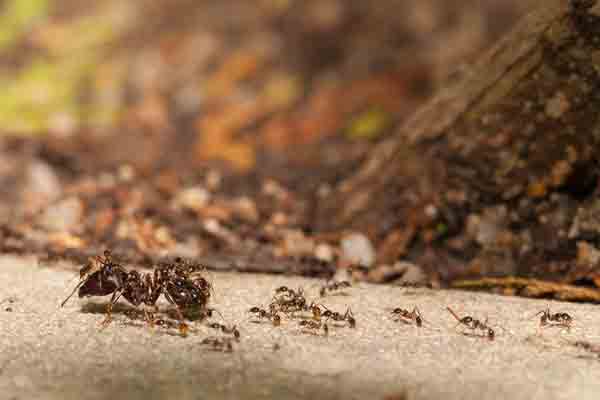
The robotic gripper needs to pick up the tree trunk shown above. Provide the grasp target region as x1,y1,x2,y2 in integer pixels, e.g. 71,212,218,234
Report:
320,0,600,285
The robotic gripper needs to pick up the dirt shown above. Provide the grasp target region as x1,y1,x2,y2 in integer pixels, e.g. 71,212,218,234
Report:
0,1,541,285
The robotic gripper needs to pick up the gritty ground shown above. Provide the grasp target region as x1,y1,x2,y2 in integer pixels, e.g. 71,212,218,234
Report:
1,255,600,400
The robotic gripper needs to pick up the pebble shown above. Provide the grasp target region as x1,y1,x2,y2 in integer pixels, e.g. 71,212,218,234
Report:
340,233,375,267
393,262,427,285
38,197,83,232
26,161,62,201
314,243,334,263
173,186,210,212
282,230,315,256
576,241,600,268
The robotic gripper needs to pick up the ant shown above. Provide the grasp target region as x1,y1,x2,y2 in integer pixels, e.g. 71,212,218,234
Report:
319,281,351,297
61,251,212,337
535,308,573,330
208,322,241,341
390,307,423,327
447,307,494,340
248,306,281,326
270,287,310,316
200,336,234,352
299,320,329,336
320,305,356,328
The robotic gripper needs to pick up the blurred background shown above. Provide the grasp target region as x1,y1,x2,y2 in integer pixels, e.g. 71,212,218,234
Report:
0,0,534,280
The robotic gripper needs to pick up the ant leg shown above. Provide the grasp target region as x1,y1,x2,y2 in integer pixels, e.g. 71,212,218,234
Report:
174,307,189,337
100,291,123,330
162,291,189,336
144,308,156,330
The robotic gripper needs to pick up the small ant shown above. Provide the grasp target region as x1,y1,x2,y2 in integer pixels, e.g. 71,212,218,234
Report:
447,307,494,340
299,320,329,336
308,302,322,321
270,287,308,316
208,322,240,340
319,281,351,297
200,336,234,352
390,307,423,327
535,308,573,330
320,305,356,328
248,306,281,326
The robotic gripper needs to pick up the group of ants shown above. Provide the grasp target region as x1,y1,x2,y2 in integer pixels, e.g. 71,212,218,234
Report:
60,251,574,353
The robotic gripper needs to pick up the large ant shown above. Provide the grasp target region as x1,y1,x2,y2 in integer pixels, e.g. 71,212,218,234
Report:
319,281,351,297
535,308,573,330
320,305,356,328
390,307,423,327
447,307,494,340
61,251,212,337
248,306,281,326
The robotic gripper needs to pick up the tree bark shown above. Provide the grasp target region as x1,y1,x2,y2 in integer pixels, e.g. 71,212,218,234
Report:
321,0,600,284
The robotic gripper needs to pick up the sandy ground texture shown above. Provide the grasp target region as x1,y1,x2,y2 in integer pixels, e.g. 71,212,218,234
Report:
1,255,600,400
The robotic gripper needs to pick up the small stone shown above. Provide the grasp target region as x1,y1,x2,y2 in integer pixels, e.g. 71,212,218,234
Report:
314,243,334,262
118,164,136,182
282,230,315,256
466,206,508,247
545,91,570,119
232,196,259,223
393,262,427,285
271,212,288,226
577,241,600,268
205,169,222,190
39,197,83,232
203,218,238,245
340,233,375,267
26,161,61,201
173,186,210,212
332,267,352,282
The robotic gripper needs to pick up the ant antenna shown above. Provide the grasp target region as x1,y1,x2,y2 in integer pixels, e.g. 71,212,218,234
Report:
60,279,86,307
446,306,461,322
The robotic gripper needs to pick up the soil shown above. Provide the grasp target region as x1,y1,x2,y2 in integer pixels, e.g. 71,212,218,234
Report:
0,1,538,283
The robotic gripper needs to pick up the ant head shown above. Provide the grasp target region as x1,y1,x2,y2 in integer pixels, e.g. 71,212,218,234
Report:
487,329,495,339
463,316,473,324
78,270,118,298
416,316,423,327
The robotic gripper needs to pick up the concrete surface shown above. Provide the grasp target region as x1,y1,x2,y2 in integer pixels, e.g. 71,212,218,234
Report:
1,255,600,400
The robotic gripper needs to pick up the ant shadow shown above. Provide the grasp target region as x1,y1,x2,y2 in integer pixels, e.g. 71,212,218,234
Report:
320,292,351,298
391,318,414,326
458,331,494,341
80,302,133,315
80,302,214,322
